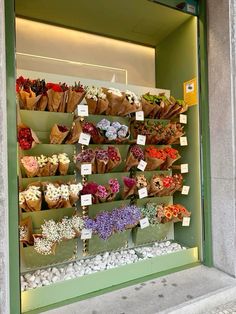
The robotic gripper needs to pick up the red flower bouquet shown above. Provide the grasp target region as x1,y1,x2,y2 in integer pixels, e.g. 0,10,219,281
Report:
66,82,86,113
18,124,40,150
144,146,167,171
160,147,181,170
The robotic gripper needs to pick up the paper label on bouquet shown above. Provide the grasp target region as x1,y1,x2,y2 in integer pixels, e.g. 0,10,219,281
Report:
181,185,190,195
137,135,146,146
79,133,91,146
81,229,92,240
186,4,196,14
140,217,150,229
81,163,92,175
181,164,189,173
182,217,191,227
138,187,148,199
137,160,147,171
81,194,92,206
180,137,188,146
180,114,187,124
77,104,89,116
135,111,144,121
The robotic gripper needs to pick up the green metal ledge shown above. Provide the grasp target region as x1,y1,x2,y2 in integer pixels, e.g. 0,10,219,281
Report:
21,246,198,313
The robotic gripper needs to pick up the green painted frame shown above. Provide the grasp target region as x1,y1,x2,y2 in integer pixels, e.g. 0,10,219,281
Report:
4,0,211,313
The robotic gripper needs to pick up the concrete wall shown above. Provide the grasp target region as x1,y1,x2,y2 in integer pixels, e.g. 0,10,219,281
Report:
208,0,236,276
0,0,10,313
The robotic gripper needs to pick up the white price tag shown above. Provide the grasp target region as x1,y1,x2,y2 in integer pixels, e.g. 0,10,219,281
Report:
79,133,91,146
137,160,147,171
187,4,196,14
138,187,148,199
140,217,150,229
137,135,146,146
181,164,189,173
81,229,92,240
180,137,188,146
77,104,89,116
81,163,92,175
181,185,190,195
81,194,92,206
182,217,191,227
135,111,144,121
180,114,187,124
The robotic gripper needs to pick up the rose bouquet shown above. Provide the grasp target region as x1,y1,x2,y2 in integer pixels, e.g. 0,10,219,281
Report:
46,82,68,112
49,124,70,144
160,147,181,170
76,148,96,173
157,204,191,223
104,87,125,116
19,186,42,212
122,176,136,199
124,145,144,171
85,86,108,114
18,124,40,150
66,117,82,144
21,156,39,178
96,119,129,144
118,90,142,116
82,121,104,144
144,146,167,171
66,82,86,113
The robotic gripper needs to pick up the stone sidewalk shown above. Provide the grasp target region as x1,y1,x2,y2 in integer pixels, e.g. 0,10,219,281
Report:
207,301,236,314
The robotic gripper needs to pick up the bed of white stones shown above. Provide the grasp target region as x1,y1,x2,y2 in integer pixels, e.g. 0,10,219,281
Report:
21,241,186,291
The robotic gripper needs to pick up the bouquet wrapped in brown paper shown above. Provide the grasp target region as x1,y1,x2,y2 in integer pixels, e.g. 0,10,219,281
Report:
124,145,144,171
164,123,185,145
106,146,121,172
66,82,86,113
141,93,162,118
21,186,42,211
18,88,42,110
85,86,109,114
69,183,83,206
60,184,72,208
136,174,149,193
122,177,137,199
50,124,69,144
30,78,48,111
148,175,164,196
19,216,33,245
36,155,50,177
46,82,68,112
96,119,130,144
160,147,181,170
44,183,62,209
158,96,188,119
65,117,82,144
48,155,59,176
76,148,96,174
82,121,105,144
144,146,167,171
21,156,39,178
18,124,40,150
104,87,125,116
95,148,109,174
118,90,142,116
58,153,70,175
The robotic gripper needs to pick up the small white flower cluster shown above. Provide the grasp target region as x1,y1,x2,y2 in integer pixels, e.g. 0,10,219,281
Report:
22,186,41,201
125,90,140,105
34,237,55,255
86,86,106,101
69,183,83,196
58,153,70,165
108,87,123,97
37,155,48,167
60,184,70,200
41,220,61,243
58,218,76,240
44,183,82,201
71,215,84,233
48,154,59,165
44,184,61,201
19,192,25,205
19,225,28,241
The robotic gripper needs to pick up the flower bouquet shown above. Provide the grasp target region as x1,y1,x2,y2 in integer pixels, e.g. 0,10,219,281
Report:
19,186,42,212
19,217,33,245
141,93,162,118
76,148,96,173
131,120,166,144
158,96,188,119
96,119,130,144
160,147,181,170
66,82,86,113
163,123,185,144
44,183,62,209
46,82,68,112
157,204,191,223
18,124,40,150
118,90,142,116
65,117,82,144
124,145,144,171
136,174,149,194
104,87,125,116
49,124,69,144
85,86,108,114
37,155,50,177
95,148,109,174
30,78,48,111
58,153,70,175
21,156,39,178
144,146,167,171
82,121,104,144
122,176,136,199
48,154,59,176
157,174,183,196
69,183,83,206
106,146,121,172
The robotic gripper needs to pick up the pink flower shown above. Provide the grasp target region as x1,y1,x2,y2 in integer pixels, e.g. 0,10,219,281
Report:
123,177,136,188
21,156,38,171
108,178,120,193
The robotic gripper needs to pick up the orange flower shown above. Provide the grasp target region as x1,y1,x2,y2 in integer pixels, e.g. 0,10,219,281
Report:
164,209,172,220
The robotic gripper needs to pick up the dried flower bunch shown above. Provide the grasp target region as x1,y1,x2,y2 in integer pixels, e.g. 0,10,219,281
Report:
21,153,71,178
132,120,185,145
84,205,142,240
17,76,85,112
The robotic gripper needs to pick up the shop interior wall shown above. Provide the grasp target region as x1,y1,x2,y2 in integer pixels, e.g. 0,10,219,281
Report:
156,17,202,256
16,18,155,87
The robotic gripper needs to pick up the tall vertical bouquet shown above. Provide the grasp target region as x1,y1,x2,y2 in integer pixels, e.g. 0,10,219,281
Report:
85,86,109,114
118,90,142,116
104,88,125,116
66,82,86,113
124,145,144,171
144,146,167,171
46,82,68,112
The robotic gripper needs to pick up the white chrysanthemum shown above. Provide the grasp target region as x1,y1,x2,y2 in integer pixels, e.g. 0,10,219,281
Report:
60,184,70,200
19,192,25,205
71,215,84,232
69,183,83,196
58,217,76,240
86,86,106,100
19,226,27,241
37,155,48,167
48,154,59,165
24,186,41,201
41,220,61,242
34,237,54,255
108,87,122,97
45,184,61,201
58,153,70,164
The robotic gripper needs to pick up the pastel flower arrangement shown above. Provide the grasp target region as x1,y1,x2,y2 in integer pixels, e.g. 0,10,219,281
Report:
84,205,142,240
96,119,129,143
